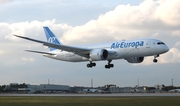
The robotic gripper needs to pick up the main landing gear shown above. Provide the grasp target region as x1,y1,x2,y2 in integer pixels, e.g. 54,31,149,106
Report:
87,60,114,69
105,60,114,69
87,61,96,68
153,54,159,63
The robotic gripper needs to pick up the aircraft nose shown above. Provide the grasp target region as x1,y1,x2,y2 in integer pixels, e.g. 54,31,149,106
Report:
164,45,169,52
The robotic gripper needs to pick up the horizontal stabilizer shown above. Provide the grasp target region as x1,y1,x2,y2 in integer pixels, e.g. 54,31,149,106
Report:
25,50,55,55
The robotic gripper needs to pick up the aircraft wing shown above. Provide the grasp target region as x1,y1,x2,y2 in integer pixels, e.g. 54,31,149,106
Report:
14,35,91,58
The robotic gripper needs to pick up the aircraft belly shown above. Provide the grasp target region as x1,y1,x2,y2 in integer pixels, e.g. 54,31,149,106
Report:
44,52,84,62
131,48,152,57
69,54,85,62
141,48,156,56
120,47,155,58
57,53,84,62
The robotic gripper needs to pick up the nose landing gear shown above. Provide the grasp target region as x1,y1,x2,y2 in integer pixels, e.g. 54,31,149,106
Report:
153,55,159,63
153,59,157,63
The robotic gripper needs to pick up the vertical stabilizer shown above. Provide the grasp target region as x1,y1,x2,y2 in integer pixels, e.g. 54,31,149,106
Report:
43,26,62,51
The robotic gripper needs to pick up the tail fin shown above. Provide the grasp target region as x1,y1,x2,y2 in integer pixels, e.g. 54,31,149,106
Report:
43,26,62,51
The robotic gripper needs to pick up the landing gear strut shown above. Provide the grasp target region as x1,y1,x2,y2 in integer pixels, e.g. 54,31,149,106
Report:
153,54,159,63
87,61,96,68
105,60,114,69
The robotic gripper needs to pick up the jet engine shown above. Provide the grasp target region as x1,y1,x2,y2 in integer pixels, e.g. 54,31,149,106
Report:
89,49,108,61
125,57,144,63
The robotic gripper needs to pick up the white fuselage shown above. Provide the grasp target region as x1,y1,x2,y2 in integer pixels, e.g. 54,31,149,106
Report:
44,39,169,62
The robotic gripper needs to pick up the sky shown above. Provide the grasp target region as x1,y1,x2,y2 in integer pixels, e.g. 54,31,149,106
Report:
0,0,180,87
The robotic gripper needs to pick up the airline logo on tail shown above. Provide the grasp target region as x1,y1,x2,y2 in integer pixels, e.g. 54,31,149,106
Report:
48,37,57,44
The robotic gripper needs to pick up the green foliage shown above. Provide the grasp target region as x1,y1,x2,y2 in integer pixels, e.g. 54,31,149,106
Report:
0,85,6,92
146,87,156,91
1,83,27,93
0,97,180,106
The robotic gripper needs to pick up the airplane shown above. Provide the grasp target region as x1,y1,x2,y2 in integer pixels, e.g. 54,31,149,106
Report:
14,26,169,69
82,88,103,93
169,89,180,93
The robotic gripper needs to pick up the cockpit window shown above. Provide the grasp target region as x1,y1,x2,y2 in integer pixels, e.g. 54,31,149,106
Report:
157,42,165,45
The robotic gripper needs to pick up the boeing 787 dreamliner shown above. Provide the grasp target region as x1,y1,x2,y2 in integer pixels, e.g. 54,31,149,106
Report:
14,27,169,69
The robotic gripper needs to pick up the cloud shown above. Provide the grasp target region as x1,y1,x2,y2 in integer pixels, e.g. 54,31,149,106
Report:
1,19,72,66
175,42,180,48
0,0,14,4
3,58,33,66
4,19,72,42
1,0,180,67
160,48,180,63
21,57,34,62
140,48,180,65
171,30,180,37
59,0,180,64
0,0,180,86
61,0,180,45
155,0,180,26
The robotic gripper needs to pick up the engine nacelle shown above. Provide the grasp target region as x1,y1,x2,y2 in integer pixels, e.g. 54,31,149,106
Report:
125,57,144,63
89,49,108,61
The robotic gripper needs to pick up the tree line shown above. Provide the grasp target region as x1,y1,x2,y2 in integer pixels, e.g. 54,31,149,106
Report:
0,83,27,92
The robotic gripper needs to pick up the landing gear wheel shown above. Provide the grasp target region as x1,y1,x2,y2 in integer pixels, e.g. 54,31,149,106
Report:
105,60,114,69
105,65,110,69
153,59,158,63
87,61,96,68
92,63,96,66
109,64,114,68
87,64,92,68
153,55,159,63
